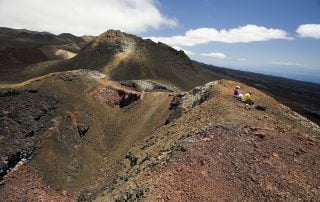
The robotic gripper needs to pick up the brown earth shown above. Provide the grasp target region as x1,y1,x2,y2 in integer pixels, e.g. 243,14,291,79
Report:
95,80,320,201
0,70,180,200
1,74,319,201
0,164,75,201
145,124,320,201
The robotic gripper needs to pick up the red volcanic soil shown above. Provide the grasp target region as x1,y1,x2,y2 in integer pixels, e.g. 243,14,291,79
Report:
146,124,320,201
0,164,75,201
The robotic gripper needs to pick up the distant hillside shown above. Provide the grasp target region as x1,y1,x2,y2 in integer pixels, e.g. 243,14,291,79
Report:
0,27,94,73
0,30,224,91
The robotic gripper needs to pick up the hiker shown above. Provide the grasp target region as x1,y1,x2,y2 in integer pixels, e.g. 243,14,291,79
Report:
233,86,243,99
241,92,254,105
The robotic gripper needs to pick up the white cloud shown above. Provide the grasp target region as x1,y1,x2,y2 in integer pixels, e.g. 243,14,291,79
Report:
181,50,194,56
0,0,177,35
270,61,303,66
296,24,320,39
201,52,226,59
147,24,292,46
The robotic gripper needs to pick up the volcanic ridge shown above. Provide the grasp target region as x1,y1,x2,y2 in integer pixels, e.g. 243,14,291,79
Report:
0,28,319,201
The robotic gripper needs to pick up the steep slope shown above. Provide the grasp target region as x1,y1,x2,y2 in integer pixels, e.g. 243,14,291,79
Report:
1,30,224,91
0,70,179,200
73,30,220,90
95,80,320,201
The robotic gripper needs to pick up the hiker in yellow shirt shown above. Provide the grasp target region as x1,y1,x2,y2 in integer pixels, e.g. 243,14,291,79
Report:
241,92,254,105
241,92,251,102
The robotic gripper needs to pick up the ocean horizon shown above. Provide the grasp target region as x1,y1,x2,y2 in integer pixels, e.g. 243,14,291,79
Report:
226,65,320,84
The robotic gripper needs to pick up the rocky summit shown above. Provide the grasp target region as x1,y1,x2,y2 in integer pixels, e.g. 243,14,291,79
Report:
0,28,320,201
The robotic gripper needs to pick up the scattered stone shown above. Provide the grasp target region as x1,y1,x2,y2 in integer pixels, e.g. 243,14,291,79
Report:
165,95,183,125
77,124,89,137
256,105,267,111
25,130,35,138
59,74,80,82
115,187,146,201
200,160,205,166
174,145,187,152
249,127,259,132
119,80,177,92
254,132,266,139
118,91,140,108
92,87,140,108
245,104,251,110
125,152,138,167
0,152,31,181
0,89,60,182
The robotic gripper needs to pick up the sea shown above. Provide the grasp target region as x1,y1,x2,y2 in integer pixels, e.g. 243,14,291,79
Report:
228,66,320,84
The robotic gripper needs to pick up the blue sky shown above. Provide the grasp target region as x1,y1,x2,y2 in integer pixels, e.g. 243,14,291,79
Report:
1,0,319,83
143,0,320,83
